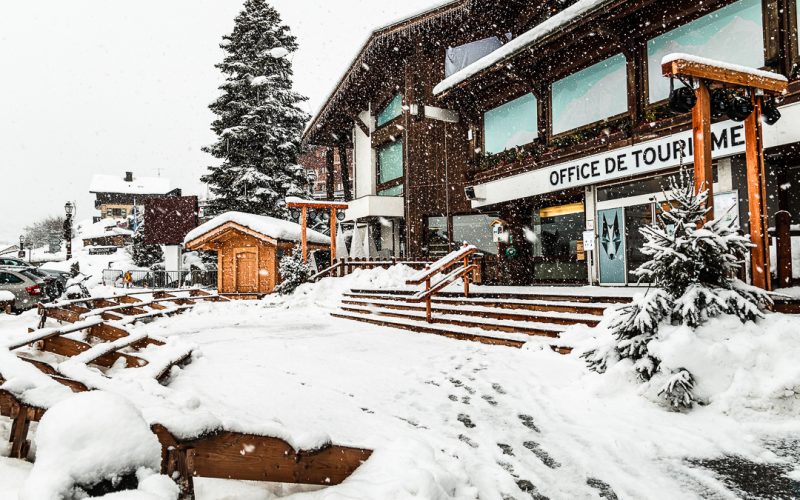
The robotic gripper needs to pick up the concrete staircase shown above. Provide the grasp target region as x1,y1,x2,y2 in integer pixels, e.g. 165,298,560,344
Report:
332,288,631,352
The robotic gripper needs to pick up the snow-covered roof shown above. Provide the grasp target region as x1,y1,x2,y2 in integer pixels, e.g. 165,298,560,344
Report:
184,211,330,246
89,174,172,195
661,53,788,82
433,0,611,95
80,219,134,240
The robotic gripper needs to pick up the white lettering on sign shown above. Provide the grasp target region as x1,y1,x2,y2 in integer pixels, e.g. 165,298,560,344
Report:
472,120,747,208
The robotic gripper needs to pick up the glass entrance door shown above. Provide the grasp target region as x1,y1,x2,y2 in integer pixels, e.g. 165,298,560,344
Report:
624,204,655,283
598,208,626,284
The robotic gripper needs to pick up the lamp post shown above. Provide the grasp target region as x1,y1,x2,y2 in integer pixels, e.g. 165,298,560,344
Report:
64,201,74,261
18,235,24,259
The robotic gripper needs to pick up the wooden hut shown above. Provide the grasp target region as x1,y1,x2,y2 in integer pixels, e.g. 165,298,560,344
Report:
184,212,329,295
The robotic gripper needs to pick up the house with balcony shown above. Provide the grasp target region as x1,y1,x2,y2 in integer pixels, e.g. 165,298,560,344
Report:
304,0,800,287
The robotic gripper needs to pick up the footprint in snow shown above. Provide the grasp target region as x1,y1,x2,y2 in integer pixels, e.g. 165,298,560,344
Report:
498,460,517,476
586,478,618,500
518,414,541,433
482,394,498,406
492,383,507,395
457,413,476,428
449,377,463,387
523,441,560,469
448,394,459,402
516,479,549,500
497,443,514,456
458,434,478,448
461,396,471,405
464,385,476,395
360,407,374,414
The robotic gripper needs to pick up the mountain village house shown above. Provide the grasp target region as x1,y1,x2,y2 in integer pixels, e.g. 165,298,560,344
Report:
89,172,181,223
303,0,800,288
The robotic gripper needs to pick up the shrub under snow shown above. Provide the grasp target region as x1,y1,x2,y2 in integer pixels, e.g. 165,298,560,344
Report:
21,391,175,500
582,169,771,410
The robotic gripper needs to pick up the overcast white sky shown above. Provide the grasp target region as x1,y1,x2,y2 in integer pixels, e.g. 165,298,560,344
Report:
0,0,439,244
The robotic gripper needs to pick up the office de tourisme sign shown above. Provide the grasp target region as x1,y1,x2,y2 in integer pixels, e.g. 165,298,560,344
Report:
472,120,747,208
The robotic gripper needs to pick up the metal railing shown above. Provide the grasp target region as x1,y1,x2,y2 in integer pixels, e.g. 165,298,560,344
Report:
102,269,217,289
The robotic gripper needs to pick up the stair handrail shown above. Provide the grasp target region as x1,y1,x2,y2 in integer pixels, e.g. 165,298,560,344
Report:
406,244,479,323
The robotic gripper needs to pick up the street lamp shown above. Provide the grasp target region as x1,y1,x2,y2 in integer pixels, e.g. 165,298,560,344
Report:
18,235,24,259
64,201,74,261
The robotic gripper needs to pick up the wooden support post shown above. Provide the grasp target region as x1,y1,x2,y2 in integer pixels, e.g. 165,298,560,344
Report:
9,404,33,460
776,210,792,289
338,143,352,202
301,206,308,264
425,277,432,323
462,256,470,297
330,209,337,266
745,95,772,290
325,147,336,201
693,80,714,220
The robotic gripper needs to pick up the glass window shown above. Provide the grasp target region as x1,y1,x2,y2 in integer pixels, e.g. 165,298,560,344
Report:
378,184,404,197
453,214,498,255
531,203,587,281
377,94,403,127
647,0,764,103
552,54,628,135
0,272,22,284
378,140,403,184
425,216,449,258
484,93,538,155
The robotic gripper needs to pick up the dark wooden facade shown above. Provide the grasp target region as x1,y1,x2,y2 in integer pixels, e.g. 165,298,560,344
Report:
305,0,800,285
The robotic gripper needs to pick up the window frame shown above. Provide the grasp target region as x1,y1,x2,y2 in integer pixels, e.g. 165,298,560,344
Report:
375,93,404,129
482,91,540,156
375,138,404,196
550,52,630,138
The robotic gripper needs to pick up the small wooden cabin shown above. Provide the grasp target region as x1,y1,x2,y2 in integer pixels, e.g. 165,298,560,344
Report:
184,212,329,295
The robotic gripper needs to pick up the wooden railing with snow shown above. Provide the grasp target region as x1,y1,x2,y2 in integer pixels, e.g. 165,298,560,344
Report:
151,424,372,500
310,257,433,282
406,244,481,323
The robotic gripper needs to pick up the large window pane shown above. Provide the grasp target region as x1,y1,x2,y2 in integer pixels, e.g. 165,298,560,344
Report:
531,203,586,281
378,140,403,184
378,184,403,197
453,214,498,255
552,54,628,135
426,216,449,258
377,94,403,127
484,93,538,155
647,0,764,103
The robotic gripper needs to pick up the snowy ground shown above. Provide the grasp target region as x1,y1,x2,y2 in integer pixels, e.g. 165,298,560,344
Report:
1,268,799,499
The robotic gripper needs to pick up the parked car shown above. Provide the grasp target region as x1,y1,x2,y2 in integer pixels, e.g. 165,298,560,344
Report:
0,267,50,312
0,257,29,268
16,267,61,300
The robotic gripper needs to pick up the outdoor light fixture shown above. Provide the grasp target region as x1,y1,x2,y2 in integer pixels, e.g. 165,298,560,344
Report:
762,97,782,126
320,211,330,223
19,235,24,248
64,201,74,216
336,210,346,222
726,93,754,122
668,77,697,115
710,89,730,119
289,208,301,221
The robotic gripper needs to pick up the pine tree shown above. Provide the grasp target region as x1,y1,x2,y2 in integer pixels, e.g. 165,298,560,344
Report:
202,0,310,218
128,214,164,268
274,247,311,295
584,169,771,410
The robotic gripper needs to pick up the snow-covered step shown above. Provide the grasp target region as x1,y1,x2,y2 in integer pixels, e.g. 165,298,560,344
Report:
342,292,613,316
348,287,633,304
340,297,601,326
338,304,566,337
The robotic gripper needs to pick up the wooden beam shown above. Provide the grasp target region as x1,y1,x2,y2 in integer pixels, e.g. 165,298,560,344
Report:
661,58,788,94
286,201,349,210
325,147,336,200
693,80,714,220
745,95,772,290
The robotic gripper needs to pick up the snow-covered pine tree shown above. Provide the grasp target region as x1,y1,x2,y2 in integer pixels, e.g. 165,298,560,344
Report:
128,214,164,268
584,168,771,410
202,0,310,219
274,247,311,295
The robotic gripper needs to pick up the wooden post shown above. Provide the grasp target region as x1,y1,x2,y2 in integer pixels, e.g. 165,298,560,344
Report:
330,208,337,266
693,80,714,220
462,255,469,297
776,210,792,289
425,277,432,323
745,95,771,290
325,147,336,201
301,206,308,264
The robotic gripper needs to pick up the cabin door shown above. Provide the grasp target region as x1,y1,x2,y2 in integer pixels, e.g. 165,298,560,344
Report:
234,249,258,293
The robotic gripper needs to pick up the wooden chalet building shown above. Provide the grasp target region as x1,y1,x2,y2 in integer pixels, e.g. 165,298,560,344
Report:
90,172,181,223
304,0,800,287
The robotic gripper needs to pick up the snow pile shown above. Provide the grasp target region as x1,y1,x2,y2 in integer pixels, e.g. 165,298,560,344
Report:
80,219,134,240
21,391,174,500
184,211,329,246
267,264,419,309
0,348,73,409
0,290,14,302
570,311,800,416
662,53,788,82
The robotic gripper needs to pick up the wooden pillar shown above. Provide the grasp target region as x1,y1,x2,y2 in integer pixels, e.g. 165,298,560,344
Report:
338,143,352,202
745,96,771,290
693,80,714,220
325,148,335,200
330,208,337,266
776,211,793,288
301,206,308,263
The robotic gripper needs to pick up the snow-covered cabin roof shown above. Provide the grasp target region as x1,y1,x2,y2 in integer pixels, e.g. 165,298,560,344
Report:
433,0,612,95
184,212,330,246
89,174,172,195
79,219,134,240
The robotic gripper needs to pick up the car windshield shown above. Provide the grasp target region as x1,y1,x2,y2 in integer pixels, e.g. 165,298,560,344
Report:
19,270,43,281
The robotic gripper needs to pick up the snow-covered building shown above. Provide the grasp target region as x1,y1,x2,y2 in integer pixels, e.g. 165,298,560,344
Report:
89,172,181,222
79,219,134,248
304,0,800,288
184,212,329,295
298,145,353,201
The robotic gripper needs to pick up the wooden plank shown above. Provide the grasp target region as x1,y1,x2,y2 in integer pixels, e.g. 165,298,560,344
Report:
661,59,787,94
39,336,147,369
118,295,143,304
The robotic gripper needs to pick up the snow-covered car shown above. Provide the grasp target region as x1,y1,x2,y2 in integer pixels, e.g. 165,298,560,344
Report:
0,267,49,312
0,256,29,268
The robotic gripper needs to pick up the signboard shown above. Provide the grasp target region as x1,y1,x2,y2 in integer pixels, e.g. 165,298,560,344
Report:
473,120,748,208
582,230,595,251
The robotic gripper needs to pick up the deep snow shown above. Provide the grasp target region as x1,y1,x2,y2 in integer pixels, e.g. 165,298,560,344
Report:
1,267,799,498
